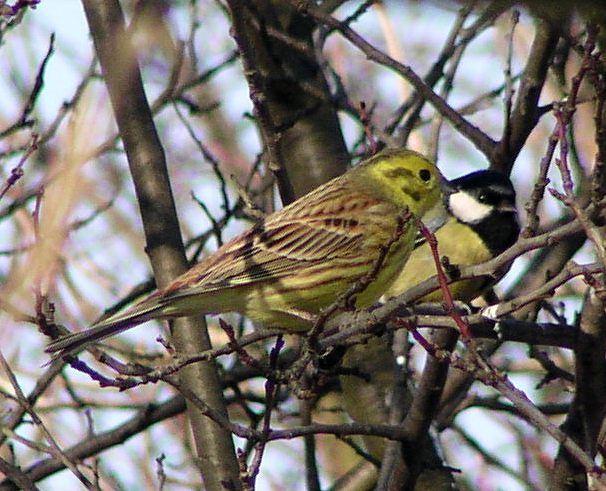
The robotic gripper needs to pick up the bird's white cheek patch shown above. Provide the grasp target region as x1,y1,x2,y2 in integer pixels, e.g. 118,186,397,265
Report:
448,191,492,223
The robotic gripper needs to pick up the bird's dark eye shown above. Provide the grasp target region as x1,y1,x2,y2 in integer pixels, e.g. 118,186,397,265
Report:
419,169,431,182
478,192,488,203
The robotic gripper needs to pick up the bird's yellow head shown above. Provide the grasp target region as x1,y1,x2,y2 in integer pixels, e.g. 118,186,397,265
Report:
361,148,446,222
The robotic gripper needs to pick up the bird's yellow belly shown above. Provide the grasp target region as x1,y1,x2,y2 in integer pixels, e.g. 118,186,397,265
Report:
241,230,415,331
385,220,492,302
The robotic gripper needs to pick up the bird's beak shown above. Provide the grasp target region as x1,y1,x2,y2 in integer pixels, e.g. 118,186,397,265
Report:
439,175,456,203
498,202,518,213
421,198,449,233
418,172,452,232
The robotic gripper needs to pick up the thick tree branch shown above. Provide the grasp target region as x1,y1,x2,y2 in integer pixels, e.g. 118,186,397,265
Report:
226,0,349,202
492,15,560,172
79,2,240,489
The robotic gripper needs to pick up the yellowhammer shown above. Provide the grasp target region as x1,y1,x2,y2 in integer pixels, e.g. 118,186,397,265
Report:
46,148,448,358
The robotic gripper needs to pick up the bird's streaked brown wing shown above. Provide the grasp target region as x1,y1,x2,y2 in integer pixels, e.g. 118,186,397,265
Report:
161,191,391,299
45,191,395,357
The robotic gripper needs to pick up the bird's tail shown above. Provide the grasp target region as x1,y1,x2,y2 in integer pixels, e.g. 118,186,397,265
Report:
45,296,165,359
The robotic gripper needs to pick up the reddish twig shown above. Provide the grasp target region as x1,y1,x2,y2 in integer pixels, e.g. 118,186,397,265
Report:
289,208,413,393
414,218,605,480
416,217,471,338
308,208,413,344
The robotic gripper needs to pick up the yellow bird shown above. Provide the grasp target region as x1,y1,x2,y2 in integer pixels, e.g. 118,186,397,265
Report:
47,148,449,358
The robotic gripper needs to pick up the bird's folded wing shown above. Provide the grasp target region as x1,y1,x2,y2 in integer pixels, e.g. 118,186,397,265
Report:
162,215,370,298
